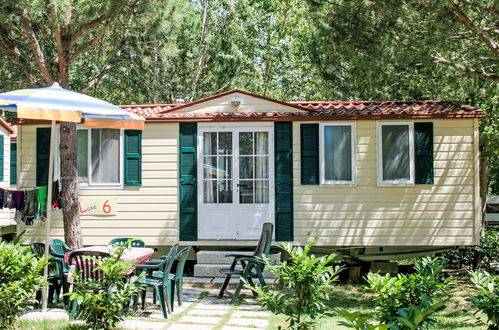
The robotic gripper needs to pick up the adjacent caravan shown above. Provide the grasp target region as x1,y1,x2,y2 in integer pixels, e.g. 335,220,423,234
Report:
14,90,484,260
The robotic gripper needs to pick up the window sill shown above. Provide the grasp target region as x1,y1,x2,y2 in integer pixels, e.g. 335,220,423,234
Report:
377,181,415,187
320,182,357,187
78,184,123,190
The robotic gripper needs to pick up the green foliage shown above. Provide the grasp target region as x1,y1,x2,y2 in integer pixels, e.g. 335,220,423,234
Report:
247,238,344,329
366,257,450,325
468,270,499,329
0,238,46,329
67,241,143,329
336,309,389,329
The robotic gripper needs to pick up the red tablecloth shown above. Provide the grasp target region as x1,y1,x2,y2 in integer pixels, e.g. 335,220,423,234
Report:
64,245,154,266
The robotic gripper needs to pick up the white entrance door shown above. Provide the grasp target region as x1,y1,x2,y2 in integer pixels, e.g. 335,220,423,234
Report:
197,124,274,240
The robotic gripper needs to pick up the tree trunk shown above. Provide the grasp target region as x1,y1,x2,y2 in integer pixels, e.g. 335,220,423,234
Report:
59,121,82,249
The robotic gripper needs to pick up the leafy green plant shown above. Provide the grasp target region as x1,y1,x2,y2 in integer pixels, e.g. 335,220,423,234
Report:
468,270,499,329
0,236,46,328
366,257,450,325
247,238,344,329
67,241,143,329
336,295,445,330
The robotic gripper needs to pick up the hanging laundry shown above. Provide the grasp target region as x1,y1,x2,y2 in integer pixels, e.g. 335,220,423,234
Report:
3,190,14,209
22,189,38,225
0,188,4,209
51,180,62,209
37,186,47,213
12,190,25,212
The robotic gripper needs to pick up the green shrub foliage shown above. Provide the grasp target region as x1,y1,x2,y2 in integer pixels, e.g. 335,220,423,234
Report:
67,241,143,329
0,238,45,328
468,270,499,329
366,257,450,326
247,238,344,329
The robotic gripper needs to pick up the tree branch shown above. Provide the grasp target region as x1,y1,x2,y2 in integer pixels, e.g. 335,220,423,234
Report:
67,16,107,48
447,0,499,57
19,8,54,85
0,24,40,86
67,5,125,65
434,56,499,81
79,48,123,93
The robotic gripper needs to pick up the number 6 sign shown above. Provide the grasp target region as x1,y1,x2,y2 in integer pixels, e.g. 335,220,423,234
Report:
79,197,116,215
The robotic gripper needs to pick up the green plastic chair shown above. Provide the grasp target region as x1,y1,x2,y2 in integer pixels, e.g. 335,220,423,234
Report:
218,223,273,303
30,242,67,306
109,238,145,247
152,246,191,309
134,244,178,318
49,239,73,274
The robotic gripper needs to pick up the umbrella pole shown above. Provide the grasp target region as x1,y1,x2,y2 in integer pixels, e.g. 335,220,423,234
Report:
41,120,56,312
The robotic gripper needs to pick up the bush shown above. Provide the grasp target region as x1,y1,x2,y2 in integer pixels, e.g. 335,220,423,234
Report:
0,237,46,329
247,238,344,329
337,296,446,330
67,242,143,329
366,257,450,325
468,270,499,329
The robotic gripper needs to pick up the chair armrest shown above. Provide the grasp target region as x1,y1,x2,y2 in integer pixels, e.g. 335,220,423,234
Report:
225,253,253,259
233,256,264,263
49,250,65,258
135,263,162,270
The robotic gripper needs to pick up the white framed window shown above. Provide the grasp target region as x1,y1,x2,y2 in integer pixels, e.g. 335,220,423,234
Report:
377,121,415,186
76,128,123,188
319,122,356,185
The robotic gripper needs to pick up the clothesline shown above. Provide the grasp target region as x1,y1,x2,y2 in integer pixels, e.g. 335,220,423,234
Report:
1,181,62,226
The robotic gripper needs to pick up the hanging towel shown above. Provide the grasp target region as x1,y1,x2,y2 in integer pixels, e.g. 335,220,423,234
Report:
12,190,25,212
37,186,47,213
3,190,14,209
0,188,4,209
22,189,38,225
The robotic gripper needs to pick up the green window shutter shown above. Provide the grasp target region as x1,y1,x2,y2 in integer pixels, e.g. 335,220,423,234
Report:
36,127,51,186
10,142,16,185
0,135,4,181
300,123,319,185
179,123,197,241
124,130,142,186
415,122,434,184
275,122,294,241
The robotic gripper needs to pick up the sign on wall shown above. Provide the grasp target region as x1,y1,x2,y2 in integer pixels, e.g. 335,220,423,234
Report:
78,197,116,216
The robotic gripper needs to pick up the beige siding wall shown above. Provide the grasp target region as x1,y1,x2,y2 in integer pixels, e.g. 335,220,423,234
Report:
18,123,179,245
293,119,479,246
0,126,11,227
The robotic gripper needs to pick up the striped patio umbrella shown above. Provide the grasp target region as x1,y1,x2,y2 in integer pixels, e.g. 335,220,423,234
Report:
0,82,144,312
0,82,144,129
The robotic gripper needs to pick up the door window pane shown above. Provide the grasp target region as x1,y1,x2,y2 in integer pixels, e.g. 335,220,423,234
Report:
218,180,233,203
255,156,269,179
203,132,217,155
239,180,253,204
382,125,410,181
217,156,232,178
255,132,268,155
239,132,253,155
239,156,253,179
218,132,232,155
203,156,217,179
255,180,269,203
203,180,217,203
324,126,352,182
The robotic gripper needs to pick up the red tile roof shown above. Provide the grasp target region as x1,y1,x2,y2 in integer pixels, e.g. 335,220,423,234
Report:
119,91,484,121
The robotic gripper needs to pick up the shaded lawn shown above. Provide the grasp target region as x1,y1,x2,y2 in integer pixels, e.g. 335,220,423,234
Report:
267,283,487,330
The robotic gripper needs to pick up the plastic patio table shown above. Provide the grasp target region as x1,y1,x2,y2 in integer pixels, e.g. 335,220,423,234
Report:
64,245,155,267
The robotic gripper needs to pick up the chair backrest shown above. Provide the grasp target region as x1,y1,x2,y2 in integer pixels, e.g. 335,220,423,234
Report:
49,239,73,255
109,238,145,247
253,223,273,258
68,251,110,281
30,242,46,258
160,243,179,273
174,247,191,278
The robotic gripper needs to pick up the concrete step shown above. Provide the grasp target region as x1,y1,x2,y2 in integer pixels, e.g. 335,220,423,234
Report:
193,263,275,278
183,277,276,290
197,250,281,265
